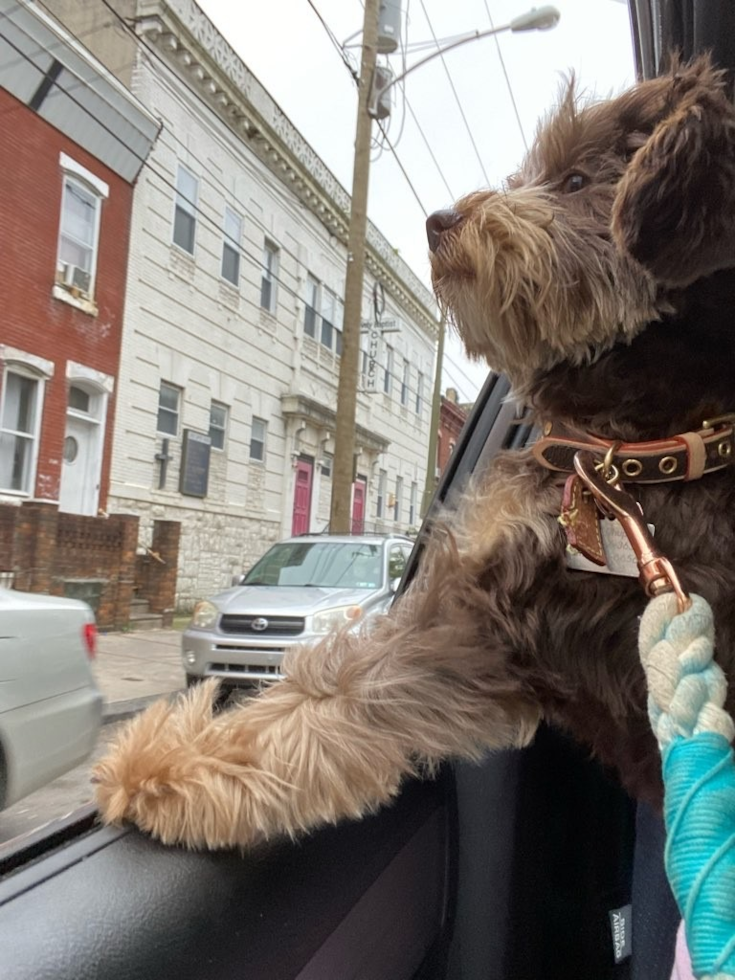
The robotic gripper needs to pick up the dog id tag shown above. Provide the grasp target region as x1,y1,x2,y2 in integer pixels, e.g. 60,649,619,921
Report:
559,474,607,566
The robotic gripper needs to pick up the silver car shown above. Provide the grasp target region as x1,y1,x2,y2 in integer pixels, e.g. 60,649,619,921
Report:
182,534,414,692
0,587,103,811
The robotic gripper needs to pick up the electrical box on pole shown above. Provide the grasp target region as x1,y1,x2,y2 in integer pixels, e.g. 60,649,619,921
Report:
368,65,394,119
377,1,402,53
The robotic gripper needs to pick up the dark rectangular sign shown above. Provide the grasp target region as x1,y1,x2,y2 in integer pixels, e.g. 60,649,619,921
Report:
179,429,211,497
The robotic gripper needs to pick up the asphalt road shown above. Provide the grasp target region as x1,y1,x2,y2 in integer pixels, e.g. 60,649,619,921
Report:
0,724,120,847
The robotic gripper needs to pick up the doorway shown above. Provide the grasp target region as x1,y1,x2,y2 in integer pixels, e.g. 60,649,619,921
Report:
352,476,367,534
59,383,105,515
291,456,314,535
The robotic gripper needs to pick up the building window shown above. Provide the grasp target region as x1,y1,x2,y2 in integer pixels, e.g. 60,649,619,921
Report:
0,369,42,494
221,207,242,285
304,274,319,338
394,476,403,522
157,382,180,436
376,468,387,518
321,288,334,349
384,346,394,395
56,156,108,302
320,453,332,477
250,417,266,462
416,372,425,415
69,384,91,413
409,482,418,526
401,359,410,407
209,401,228,450
173,164,198,254
261,240,279,312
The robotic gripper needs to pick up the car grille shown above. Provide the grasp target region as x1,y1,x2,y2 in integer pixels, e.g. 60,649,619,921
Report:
219,615,305,636
210,663,283,677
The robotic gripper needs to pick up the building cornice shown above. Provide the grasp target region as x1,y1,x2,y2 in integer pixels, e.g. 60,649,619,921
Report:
133,0,438,339
281,394,389,455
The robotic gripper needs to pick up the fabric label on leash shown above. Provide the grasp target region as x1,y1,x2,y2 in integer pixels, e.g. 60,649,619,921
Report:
609,904,632,962
566,519,655,578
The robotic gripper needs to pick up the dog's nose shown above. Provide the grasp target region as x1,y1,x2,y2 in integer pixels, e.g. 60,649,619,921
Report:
426,210,463,253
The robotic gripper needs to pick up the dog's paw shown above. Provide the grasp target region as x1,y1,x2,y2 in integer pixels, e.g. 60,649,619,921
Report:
93,679,265,849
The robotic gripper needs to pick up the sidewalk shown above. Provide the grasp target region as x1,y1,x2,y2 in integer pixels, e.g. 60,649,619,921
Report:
93,628,186,724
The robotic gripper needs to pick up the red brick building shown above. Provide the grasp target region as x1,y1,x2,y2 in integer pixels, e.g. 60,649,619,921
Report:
0,0,158,515
437,388,470,476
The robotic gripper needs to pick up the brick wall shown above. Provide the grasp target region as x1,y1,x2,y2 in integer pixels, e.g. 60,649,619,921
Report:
134,520,181,627
438,395,469,476
0,86,135,510
0,502,180,629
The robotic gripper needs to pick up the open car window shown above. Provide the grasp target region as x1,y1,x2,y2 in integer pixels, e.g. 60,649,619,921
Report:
3,4,733,980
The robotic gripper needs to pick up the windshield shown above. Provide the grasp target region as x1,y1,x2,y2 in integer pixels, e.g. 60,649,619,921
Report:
243,542,384,589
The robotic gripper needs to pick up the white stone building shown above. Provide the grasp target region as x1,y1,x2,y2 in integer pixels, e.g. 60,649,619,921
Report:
43,0,439,609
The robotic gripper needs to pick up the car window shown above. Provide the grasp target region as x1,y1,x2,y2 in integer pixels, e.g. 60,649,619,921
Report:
243,542,384,589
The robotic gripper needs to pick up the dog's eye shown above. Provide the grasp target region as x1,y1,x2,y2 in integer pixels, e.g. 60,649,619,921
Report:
562,172,589,193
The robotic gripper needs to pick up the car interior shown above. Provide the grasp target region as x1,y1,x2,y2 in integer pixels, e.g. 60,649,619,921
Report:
0,2,732,978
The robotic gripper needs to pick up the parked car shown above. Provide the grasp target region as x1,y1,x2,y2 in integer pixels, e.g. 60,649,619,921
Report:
182,533,414,692
0,588,103,811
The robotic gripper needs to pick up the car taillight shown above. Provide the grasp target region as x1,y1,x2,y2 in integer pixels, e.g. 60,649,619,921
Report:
83,623,97,659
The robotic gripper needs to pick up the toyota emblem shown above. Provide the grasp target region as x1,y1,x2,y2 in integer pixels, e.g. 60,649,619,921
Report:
251,617,269,632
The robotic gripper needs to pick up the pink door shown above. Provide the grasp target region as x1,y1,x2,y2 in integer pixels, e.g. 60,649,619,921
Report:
351,478,366,534
292,459,313,535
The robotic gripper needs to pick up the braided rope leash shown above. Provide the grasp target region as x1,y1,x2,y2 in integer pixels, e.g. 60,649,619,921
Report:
639,593,735,980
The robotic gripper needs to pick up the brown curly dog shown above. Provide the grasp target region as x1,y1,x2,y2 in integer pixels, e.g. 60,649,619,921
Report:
94,56,735,849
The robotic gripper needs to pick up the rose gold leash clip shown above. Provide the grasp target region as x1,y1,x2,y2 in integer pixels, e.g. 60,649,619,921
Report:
573,450,692,613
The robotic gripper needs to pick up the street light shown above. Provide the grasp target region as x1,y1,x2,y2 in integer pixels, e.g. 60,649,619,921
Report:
370,6,561,114
330,3,561,534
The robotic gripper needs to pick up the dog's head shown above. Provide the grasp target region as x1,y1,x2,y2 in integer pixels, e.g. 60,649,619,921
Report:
428,56,735,395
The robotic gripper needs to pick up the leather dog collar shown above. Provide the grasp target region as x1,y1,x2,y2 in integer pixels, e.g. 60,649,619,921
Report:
533,415,735,483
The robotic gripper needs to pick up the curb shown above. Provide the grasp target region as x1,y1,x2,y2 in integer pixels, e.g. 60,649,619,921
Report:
102,690,184,725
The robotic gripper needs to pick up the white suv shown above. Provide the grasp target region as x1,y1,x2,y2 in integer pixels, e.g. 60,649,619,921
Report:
182,534,414,694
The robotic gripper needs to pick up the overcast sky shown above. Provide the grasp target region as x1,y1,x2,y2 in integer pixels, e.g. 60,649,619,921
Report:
197,0,636,401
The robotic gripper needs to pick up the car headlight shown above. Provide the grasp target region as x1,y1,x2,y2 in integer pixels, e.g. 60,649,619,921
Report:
312,605,363,634
190,600,219,629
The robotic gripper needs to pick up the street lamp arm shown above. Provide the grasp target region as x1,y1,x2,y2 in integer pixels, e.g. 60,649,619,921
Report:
384,6,560,93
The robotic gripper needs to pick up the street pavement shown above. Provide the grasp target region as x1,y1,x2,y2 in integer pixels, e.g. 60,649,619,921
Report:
94,626,187,722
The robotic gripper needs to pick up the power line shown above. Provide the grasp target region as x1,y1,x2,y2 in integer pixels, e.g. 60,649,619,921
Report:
94,0,426,311
442,356,481,402
418,0,491,186
482,0,528,151
376,119,427,216
304,0,359,84
8,16,439,403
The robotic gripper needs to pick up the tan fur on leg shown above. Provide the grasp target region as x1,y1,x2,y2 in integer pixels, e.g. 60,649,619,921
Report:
94,533,540,849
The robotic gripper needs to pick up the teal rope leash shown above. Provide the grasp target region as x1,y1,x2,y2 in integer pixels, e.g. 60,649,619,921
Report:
639,593,735,979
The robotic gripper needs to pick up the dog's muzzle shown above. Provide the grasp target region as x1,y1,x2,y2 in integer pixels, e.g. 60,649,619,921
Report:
426,209,463,253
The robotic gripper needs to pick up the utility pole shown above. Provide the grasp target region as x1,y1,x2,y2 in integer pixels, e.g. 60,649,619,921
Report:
421,316,445,518
329,0,382,534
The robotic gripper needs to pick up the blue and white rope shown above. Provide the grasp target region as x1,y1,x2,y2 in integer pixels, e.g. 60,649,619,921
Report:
639,593,735,979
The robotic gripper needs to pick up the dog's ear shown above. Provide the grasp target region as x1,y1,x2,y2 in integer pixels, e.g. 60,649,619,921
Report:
612,56,735,287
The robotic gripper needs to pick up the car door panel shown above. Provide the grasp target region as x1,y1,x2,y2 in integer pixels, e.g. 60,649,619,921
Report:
0,773,452,980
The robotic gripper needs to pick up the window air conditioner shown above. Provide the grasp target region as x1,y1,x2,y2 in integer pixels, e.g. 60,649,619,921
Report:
60,263,91,295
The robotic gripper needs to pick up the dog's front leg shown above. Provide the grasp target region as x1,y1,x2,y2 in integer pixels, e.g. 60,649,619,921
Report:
93,553,540,850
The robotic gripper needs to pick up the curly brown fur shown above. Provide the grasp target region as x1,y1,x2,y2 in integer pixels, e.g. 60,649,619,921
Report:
95,55,735,848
